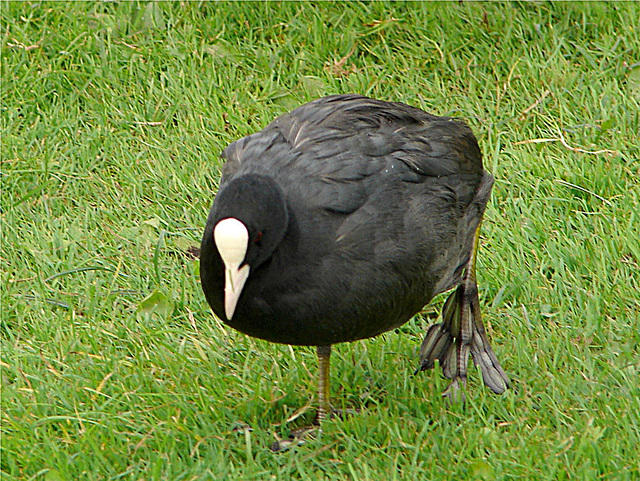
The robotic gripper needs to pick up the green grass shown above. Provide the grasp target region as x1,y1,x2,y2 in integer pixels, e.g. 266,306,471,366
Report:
2,1,639,479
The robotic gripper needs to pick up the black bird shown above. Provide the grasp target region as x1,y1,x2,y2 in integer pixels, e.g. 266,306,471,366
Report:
200,94,509,447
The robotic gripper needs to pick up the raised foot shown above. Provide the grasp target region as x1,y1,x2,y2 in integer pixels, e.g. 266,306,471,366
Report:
417,282,510,397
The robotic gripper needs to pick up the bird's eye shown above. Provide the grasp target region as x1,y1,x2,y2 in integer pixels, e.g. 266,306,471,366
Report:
253,232,263,244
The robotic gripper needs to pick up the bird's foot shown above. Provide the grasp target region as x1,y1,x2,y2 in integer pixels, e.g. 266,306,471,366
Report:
330,406,360,418
270,406,358,452
416,282,510,397
270,424,319,452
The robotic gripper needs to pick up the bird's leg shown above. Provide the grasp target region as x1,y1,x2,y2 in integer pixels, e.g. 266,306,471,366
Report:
316,345,332,424
270,345,332,452
417,223,510,400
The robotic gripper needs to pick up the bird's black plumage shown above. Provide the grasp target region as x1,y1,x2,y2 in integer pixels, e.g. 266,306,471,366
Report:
200,95,509,448
201,94,490,346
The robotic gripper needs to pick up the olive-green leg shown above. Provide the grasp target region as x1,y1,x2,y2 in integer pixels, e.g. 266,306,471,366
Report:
316,345,332,423
270,345,333,452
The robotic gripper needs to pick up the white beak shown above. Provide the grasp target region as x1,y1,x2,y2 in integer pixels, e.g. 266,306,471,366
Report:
223,263,250,320
214,218,251,320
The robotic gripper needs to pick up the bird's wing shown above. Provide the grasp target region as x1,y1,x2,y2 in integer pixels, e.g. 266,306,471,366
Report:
273,94,483,179
221,95,482,214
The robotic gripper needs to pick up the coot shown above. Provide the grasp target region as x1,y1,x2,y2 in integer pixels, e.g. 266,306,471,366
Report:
200,94,509,446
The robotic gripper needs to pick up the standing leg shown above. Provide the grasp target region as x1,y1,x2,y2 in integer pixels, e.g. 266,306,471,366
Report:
271,345,333,452
316,345,332,424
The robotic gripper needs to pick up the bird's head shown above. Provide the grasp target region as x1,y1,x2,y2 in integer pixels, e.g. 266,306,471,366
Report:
201,174,289,320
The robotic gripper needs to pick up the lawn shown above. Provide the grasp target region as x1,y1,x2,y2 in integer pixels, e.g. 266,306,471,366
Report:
2,1,639,479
